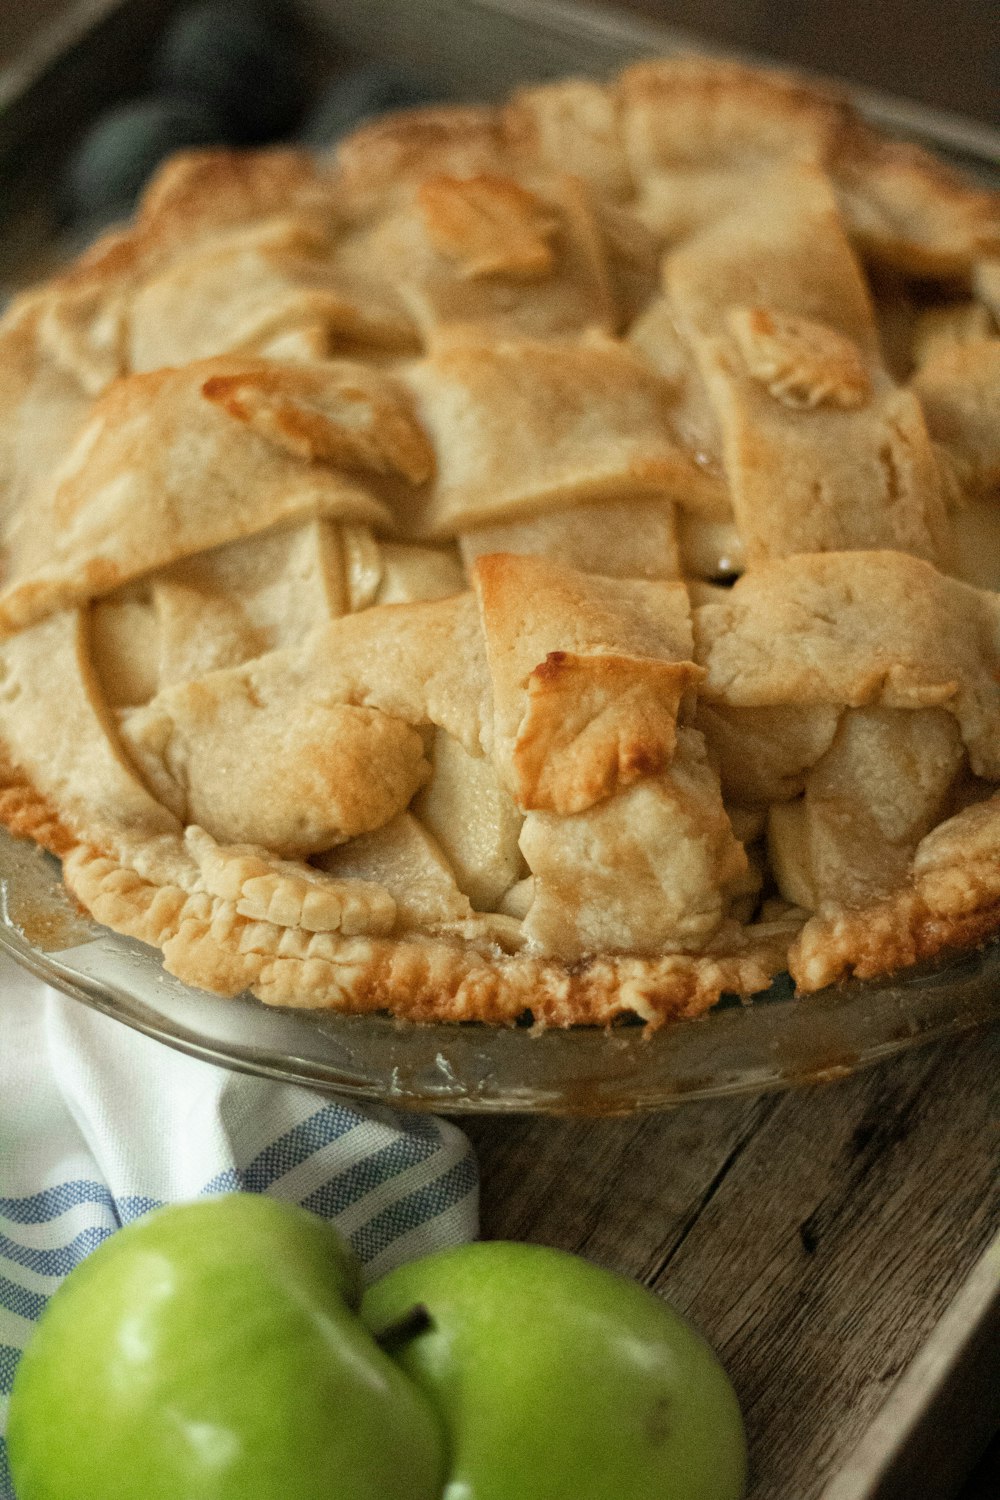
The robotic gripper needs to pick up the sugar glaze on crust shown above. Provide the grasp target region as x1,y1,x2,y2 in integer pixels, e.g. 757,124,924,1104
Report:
0,56,998,1024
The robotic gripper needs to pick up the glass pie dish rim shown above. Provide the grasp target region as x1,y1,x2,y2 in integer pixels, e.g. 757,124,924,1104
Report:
1,831,998,1116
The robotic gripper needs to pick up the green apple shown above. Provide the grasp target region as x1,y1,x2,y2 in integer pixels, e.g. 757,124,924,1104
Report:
364,1241,747,1500
7,1195,445,1500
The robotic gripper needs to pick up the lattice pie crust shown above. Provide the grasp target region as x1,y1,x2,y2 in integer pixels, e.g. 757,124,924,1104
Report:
0,58,998,1025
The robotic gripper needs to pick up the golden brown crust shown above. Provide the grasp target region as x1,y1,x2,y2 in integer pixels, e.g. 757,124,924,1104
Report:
402,336,715,536
416,174,559,280
472,551,698,813
200,361,434,482
59,835,794,1026
1,737,993,1021
502,79,632,199
790,793,1000,988
615,56,1000,275
693,552,1000,778
0,750,76,858
512,651,696,814
792,892,1000,992
619,56,851,180
333,108,509,219
833,127,1000,278
912,339,1000,496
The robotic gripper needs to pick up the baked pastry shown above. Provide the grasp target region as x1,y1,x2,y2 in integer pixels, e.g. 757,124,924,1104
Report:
0,57,998,1027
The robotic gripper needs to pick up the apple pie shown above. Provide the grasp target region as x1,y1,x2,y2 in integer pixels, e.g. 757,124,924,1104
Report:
0,57,998,1026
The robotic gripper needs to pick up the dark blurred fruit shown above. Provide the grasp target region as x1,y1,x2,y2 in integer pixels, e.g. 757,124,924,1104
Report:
64,96,226,218
300,64,443,147
155,1,305,143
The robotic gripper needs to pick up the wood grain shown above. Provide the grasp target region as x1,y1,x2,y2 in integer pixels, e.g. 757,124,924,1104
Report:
464,1026,1000,1499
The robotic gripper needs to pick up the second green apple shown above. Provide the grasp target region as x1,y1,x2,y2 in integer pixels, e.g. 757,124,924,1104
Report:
366,1240,747,1500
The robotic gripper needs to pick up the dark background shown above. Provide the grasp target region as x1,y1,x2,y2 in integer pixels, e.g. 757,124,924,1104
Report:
613,0,999,125
2,0,999,125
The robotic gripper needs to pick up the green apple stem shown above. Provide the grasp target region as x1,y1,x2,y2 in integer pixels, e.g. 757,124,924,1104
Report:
373,1304,433,1355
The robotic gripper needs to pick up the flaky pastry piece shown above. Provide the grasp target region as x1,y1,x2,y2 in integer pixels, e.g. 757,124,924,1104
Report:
0,357,419,633
694,552,1000,777
0,56,998,1027
401,335,722,535
473,552,701,814
692,553,1000,981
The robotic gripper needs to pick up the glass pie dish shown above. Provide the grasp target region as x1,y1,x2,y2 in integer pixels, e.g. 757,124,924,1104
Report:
2,827,997,1114
2,5,1000,1114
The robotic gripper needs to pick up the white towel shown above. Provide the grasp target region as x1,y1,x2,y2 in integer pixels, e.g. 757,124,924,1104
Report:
0,954,478,1498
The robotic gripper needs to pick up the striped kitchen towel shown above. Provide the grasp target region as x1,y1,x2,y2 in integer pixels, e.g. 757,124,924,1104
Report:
0,953,478,1500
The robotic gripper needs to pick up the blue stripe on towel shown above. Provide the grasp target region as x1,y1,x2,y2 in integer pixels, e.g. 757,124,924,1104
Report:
0,1184,162,1230
0,1279,46,1326
350,1155,478,1263
0,1346,20,1397
195,1168,244,1199
0,1226,114,1280
243,1103,366,1191
0,1181,116,1225
302,1127,445,1222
